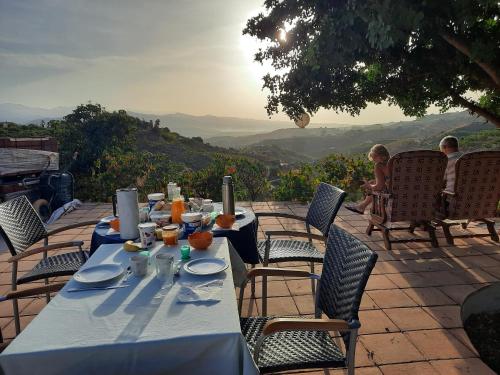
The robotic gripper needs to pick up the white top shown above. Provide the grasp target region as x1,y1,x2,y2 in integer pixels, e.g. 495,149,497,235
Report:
444,151,464,193
0,238,258,375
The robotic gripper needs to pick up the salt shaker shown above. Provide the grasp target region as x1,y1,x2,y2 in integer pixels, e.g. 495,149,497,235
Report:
222,176,235,215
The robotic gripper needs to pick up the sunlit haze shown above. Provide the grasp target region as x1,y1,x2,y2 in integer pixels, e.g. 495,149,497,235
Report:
0,0,445,125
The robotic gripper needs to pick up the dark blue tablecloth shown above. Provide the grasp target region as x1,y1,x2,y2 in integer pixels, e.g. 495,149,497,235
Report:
90,203,259,264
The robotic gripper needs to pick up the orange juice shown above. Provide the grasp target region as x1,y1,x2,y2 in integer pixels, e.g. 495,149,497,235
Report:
171,197,185,224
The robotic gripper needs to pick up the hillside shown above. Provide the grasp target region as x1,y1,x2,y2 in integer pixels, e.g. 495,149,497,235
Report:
211,111,498,159
0,103,350,139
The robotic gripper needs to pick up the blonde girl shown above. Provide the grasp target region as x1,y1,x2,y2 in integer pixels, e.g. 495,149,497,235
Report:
345,144,390,214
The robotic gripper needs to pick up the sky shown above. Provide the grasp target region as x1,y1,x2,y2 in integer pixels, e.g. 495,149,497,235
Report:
0,0,443,125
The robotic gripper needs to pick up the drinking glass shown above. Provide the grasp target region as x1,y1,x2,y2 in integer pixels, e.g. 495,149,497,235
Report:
155,254,174,290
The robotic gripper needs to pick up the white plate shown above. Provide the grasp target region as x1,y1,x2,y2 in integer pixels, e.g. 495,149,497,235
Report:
218,207,246,217
183,258,228,276
74,264,124,285
100,215,116,224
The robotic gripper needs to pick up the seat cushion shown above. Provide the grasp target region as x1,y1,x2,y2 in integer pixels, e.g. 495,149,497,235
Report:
241,316,346,373
17,251,88,284
257,239,324,263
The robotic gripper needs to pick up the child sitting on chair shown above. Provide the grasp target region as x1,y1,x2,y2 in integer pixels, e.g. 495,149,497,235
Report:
345,144,390,214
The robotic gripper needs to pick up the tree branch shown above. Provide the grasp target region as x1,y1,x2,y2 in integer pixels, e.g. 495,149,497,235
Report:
451,94,500,128
440,32,500,89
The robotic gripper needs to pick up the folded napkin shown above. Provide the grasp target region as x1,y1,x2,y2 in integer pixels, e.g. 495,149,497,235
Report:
177,280,223,303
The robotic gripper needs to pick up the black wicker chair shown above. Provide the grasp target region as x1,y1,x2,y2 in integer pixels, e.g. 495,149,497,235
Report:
239,225,378,374
255,182,346,314
0,196,98,334
0,282,66,351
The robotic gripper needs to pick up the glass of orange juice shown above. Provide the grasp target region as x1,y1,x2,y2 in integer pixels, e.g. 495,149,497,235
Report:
171,196,185,224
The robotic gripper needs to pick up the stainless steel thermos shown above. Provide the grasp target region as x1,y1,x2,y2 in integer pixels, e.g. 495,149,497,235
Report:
222,176,235,215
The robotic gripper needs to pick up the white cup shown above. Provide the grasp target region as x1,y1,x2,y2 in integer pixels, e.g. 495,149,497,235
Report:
130,255,148,277
138,223,157,249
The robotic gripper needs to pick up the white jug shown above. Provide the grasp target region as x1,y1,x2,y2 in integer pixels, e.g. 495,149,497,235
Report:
116,188,140,240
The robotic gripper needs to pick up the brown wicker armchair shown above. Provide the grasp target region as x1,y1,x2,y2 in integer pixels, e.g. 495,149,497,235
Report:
435,151,500,245
366,150,447,250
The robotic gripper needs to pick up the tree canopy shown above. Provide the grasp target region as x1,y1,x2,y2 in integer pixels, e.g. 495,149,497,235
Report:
244,0,500,127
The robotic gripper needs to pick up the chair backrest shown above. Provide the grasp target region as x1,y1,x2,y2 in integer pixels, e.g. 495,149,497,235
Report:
387,150,447,222
317,225,377,349
0,196,47,256
449,151,500,219
306,183,346,236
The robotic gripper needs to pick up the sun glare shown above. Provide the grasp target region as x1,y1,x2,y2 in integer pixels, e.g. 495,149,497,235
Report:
278,29,287,42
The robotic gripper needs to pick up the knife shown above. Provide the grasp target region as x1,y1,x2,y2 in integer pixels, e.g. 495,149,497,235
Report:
67,285,130,293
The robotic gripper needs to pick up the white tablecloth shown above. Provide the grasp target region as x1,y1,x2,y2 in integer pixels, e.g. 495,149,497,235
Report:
0,238,258,375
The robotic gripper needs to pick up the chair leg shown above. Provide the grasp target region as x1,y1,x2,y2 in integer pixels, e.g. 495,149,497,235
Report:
381,227,392,250
250,264,256,298
262,275,268,317
441,222,455,245
11,262,20,335
409,221,417,234
346,329,358,375
366,222,374,236
45,277,51,303
484,219,499,242
426,222,439,248
310,262,316,298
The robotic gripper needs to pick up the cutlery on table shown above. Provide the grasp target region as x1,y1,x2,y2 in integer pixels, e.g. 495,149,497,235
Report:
67,285,130,293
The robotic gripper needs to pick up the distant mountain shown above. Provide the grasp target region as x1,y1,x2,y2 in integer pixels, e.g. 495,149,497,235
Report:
211,111,496,159
0,103,350,139
0,103,70,124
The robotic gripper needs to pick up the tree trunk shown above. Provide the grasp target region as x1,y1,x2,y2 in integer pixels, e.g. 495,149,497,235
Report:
452,94,500,128
440,32,500,89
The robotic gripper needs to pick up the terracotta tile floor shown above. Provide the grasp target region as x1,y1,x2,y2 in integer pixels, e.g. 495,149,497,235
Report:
0,202,498,374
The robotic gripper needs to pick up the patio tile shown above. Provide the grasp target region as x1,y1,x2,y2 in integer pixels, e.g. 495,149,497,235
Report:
365,275,398,290
430,358,496,375
437,285,477,305
286,279,314,296
480,265,500,279
255,296,299,316
360,332,424,365
300,367,383,375
367,289,417,309
422,306,462,328
240,298,259,318
402,287,455,307
405,329,474,360
360,294,379,310
253,281,290,298
292,294,315,315
383,307,442,331
373,261,411,274
448,328,478,356
452,268,498,284
358,310,398,334
379,361,439,375
386,271,464,288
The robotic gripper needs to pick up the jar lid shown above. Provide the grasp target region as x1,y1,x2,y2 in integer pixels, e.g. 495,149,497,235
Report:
181,212,203,222
162,224,179,231
148,193,165,200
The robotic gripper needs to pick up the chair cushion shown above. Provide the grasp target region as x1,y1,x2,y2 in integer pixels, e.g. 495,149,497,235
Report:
17,251,88,284
241,316,346,373
257,239,324,263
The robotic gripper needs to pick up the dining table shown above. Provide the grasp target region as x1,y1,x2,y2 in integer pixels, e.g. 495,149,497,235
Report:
0,237,259,375
89,203,259,264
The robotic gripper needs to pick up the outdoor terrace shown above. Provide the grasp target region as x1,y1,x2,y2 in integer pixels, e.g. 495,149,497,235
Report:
0,201,498,375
